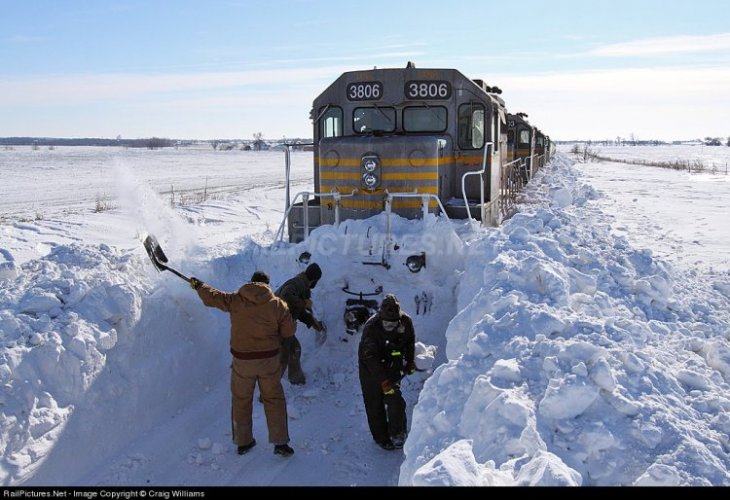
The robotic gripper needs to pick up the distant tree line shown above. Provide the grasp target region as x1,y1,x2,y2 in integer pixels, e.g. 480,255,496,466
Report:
558,136,730,147
0,137,182,148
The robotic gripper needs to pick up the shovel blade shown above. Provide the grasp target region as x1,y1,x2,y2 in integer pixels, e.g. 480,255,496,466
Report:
143,234,169,271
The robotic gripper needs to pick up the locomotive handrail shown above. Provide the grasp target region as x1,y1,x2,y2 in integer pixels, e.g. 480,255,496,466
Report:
274,189,357,242
501,158,527,216
283,143,316,214
381,190,451,267
461,141,493,223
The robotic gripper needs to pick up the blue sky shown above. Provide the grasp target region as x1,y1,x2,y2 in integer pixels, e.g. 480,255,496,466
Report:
1,0,729,140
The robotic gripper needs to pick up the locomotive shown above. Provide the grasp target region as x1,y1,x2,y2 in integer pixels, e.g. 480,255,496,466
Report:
274,63,553,337
279,62,552,243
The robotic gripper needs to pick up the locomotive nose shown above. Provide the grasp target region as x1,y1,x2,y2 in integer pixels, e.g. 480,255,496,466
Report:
318,135,449,218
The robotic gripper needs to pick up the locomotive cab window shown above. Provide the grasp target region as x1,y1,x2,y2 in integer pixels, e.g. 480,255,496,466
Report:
320,106,343,138
353,107,396,134
458,103,485,150
507,129,515,146
403,106,447,132
518,129,531,148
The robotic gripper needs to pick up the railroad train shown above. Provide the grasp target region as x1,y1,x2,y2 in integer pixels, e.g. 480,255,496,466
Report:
278,62,553,244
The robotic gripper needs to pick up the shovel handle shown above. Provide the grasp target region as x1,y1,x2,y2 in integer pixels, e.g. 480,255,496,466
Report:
157,261,191,283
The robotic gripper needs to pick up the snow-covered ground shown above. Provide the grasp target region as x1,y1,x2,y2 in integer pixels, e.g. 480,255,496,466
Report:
583,144,730,170
1,147,729,486
1,146,312,264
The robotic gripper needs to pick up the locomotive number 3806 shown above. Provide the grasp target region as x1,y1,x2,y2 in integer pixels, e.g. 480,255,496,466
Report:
405,80,452,100
347,82,383,101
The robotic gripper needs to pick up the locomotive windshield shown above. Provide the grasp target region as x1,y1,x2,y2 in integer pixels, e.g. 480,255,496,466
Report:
403,106,447,132
353,107,396,134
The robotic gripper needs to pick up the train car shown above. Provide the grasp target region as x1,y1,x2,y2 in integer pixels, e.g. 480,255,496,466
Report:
278,63,551,244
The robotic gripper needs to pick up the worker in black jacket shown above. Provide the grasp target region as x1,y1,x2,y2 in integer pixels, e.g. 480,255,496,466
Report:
275,263,325,385
358,294,416,450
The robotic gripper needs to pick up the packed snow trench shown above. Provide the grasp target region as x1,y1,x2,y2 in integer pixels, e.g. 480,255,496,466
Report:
2,153,729,486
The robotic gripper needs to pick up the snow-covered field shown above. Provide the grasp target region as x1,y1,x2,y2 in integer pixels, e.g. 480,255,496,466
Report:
1,146,312,264
1,147,729,486
582,144,730,170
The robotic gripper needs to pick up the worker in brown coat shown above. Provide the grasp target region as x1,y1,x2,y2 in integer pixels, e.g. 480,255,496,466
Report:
190,271,296,457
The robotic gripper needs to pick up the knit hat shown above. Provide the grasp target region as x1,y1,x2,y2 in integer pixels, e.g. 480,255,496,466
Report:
380,294,401,321
305,263,322,282
250,271,270,284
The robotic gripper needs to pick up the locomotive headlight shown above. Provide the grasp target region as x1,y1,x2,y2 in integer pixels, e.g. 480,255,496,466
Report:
361,153,381,190
363,159,378,172
362,172,379,189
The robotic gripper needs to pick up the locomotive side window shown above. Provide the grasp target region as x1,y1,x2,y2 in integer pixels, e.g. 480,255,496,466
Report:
518,129,531,148
458,103,485,150
320,106,343,138
353,107,396,134
507,130,515,145
403,106,447,132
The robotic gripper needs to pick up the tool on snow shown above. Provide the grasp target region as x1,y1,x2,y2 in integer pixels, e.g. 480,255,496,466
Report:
142,234,191,283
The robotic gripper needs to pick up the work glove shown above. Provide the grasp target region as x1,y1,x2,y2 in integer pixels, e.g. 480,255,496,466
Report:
189,277,202,290
311,318,325,332
381,380,396,395
405,361,417,376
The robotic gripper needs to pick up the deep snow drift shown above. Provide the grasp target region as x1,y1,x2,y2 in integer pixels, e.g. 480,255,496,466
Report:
2,150,729,486
0,201,459,485
399,155,730,486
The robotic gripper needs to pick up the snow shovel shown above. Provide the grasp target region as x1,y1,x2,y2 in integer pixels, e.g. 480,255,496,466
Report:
142,234,191,283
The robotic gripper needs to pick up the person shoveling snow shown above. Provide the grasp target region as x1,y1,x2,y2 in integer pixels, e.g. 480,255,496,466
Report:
143,234,296,457
189,271,297,458
275,263,327,385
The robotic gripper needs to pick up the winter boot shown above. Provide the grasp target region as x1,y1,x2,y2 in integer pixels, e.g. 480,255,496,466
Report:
274,444,295,457
391,433,407,449
376,439,396,451
237,439,257,455
288,370,306,386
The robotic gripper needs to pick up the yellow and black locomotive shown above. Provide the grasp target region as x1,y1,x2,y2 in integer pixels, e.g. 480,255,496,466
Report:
281,62,552,243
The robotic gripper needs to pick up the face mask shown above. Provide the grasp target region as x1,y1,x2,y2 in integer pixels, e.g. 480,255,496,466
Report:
382,320,399,331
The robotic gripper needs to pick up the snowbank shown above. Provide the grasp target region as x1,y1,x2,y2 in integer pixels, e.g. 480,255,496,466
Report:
1,196,461,485
0,244,151,482
400,154,730,486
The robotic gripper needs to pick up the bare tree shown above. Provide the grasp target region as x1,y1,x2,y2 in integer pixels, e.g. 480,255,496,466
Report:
252,132,266,151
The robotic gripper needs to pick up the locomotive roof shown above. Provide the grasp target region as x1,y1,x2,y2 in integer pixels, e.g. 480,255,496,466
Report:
313,66,506,109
